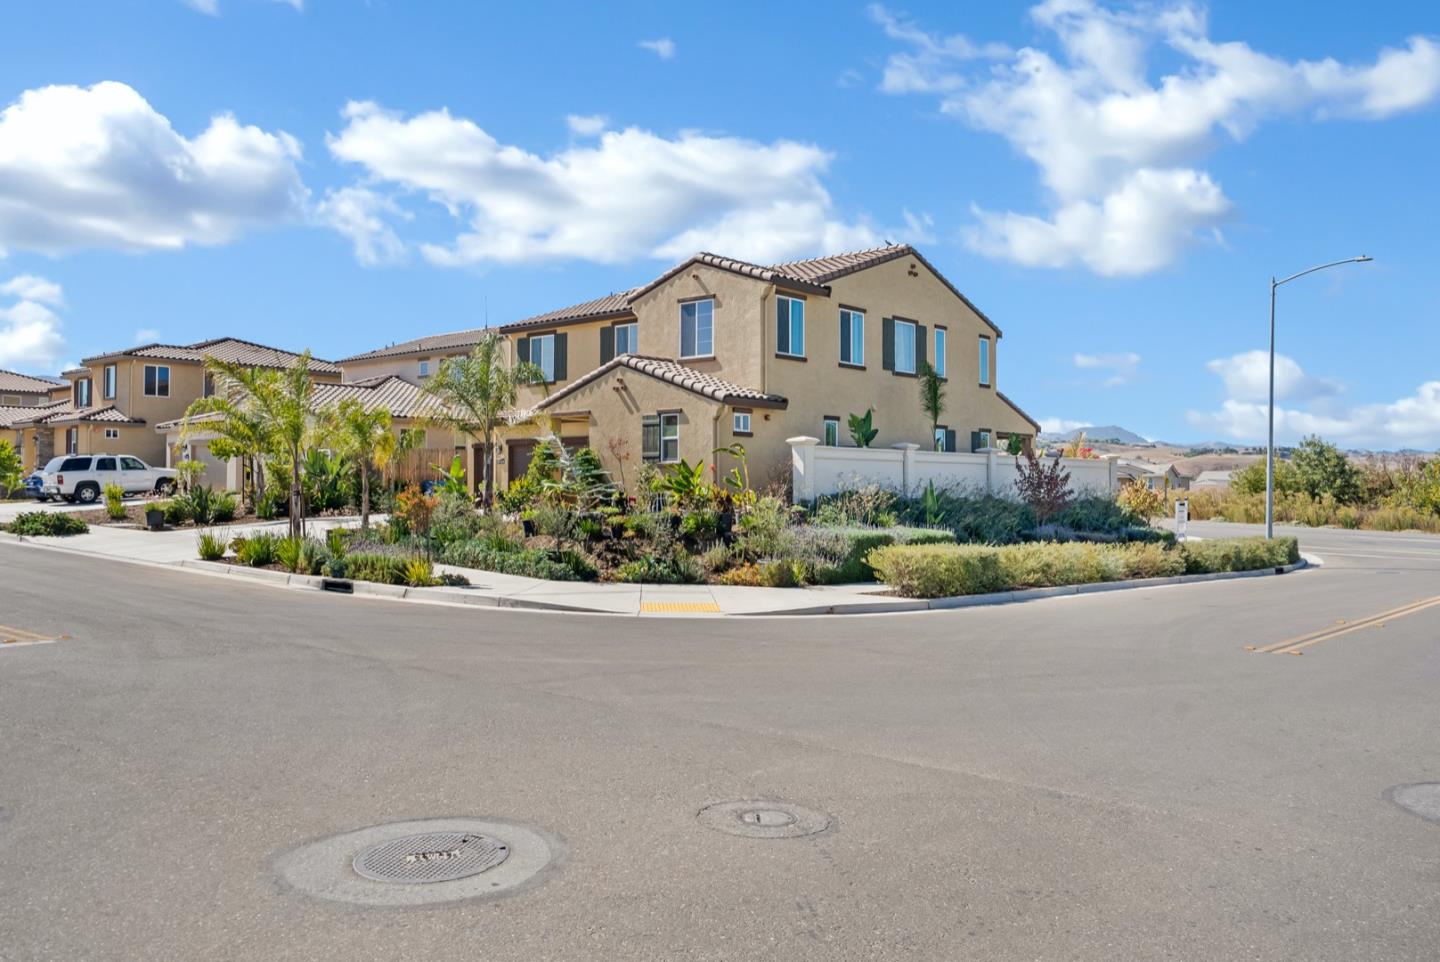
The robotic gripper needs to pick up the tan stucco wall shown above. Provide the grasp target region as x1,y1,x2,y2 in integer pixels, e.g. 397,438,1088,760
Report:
339,353,467,385
628,263,769,393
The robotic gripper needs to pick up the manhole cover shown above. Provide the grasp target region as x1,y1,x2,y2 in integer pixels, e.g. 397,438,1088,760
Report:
1386,783,1440,824
354,832,509,884
273,817,564,908
698,800,833,839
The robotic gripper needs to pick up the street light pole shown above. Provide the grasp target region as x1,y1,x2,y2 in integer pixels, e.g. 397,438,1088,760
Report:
1265,255,1373,540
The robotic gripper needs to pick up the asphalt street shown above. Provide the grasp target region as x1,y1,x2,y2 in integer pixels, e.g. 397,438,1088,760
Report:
2,521,1438,961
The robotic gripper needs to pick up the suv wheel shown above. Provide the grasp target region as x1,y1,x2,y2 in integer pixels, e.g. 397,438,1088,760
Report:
75,483,101,504
155,479,176,496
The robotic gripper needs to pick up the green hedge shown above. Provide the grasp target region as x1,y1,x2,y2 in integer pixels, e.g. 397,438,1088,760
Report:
5,511,89,536
438,540,594,581
867,536,1300,598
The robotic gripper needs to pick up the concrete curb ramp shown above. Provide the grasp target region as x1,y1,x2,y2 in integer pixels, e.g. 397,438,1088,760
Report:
172,555,1317,617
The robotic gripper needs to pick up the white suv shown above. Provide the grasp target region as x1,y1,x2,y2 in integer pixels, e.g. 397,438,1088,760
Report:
39,455,178,504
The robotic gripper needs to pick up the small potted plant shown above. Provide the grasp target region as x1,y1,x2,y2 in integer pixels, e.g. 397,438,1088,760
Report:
145,503,166,531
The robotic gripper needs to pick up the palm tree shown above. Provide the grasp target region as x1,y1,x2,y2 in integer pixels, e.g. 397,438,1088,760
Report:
917,360,946,450
422,331,543,507
324,398,395,530
186,351,320,537
182,364,276,510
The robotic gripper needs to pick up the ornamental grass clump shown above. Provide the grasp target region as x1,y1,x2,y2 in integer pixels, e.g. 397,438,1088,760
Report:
103,482,127,520
231,532,280,567
5,511,88,536
196,530,227,561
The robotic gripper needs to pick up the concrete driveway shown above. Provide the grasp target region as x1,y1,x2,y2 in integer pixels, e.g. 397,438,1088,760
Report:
1,521,1437,960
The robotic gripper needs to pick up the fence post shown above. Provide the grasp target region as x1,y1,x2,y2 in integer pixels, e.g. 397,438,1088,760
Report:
986,448,998,495
891,442,920,494
1108,457,1117,494
787,436,819,503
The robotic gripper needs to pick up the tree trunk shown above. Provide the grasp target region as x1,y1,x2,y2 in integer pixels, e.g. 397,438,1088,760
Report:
291,444,302,539
483,425,494,508
360,460,370,530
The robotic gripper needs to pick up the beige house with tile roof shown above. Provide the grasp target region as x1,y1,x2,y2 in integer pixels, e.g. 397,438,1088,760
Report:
341,244,1039,493
11,338,340,472
0,370,68,408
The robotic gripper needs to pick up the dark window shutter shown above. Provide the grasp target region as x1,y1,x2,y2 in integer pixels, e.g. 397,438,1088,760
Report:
945,429,957,453
516,336,530,365
839,311,850,362
641,415,660,462
970,431,985,453
882,318,895,372
554,332,568,381
600,326,615,364
916,324,928,371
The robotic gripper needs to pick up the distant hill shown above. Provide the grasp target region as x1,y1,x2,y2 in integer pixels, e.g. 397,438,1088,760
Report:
1040,425,1150,445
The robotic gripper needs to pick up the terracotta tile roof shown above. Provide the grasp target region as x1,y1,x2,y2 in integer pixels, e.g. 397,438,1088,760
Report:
0,402,64,427
153,375,446,431
83,338,341,374
336,328,497,364
0,369,67,392
532,354,787,414
499,291,637,334
345,242,1001,359
25,404,145,426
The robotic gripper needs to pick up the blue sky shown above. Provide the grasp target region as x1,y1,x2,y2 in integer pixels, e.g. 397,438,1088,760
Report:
2,0,1438,448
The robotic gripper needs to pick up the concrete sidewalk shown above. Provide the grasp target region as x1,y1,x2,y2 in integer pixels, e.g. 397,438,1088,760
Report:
2,519,1316,618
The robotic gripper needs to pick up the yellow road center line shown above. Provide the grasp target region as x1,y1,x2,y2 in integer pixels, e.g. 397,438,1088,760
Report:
1245,596,1440,654
1272,598,1440,655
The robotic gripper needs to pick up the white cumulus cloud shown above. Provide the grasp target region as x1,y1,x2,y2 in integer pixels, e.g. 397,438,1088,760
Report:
874,1,1440,275
1074,350,1141,386
315,186,408,267
0,81,306,256
1189,351,1440,447
638,37,677,60
566,114,610,137
325,100,893,266
1039,417,1091,435
0,275,66,371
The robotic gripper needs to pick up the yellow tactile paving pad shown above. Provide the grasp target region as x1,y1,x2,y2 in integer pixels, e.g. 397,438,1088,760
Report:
640,602,722,613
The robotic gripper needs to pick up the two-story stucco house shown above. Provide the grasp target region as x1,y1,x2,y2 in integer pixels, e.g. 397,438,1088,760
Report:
340,244,1039,492
11,338,341,471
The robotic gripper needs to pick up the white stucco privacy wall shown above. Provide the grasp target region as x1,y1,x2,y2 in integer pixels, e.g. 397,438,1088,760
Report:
789,437,1117,502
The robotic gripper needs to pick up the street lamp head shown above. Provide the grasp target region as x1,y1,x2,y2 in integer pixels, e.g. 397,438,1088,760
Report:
1354,255,1373,263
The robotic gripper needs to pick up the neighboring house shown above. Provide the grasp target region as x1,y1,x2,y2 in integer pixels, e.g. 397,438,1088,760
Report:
155,374,454,490
1190,469,1236,490
0,370,67,408
11,338,340,471
342,244,1039,491
1112,458,1184,493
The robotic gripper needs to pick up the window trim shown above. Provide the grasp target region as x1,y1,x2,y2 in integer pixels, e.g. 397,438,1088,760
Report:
934,325,948,379
934,425,948,452
103,428,120,440
102,364,117,400
978,335,992,388
143,364,171,398
74,378,92,408
529,333,557,383
893,318,918,376
839,306,865,368
822,415,841,447
418,359,430,378
679,298,715,360
732,409,753,437
659,411,680,464
775,294,806,359
612,320,639,357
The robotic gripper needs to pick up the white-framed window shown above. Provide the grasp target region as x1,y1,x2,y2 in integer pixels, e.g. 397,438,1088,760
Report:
644,412,680,462
732,410,751,435
103,364,117,399
74,378,92,408
894,320,917,375
529,334,556,382
104,428,119,440
65,427,78,454
775,295,805,357
613,322,638,356
418,359,430,378
680,299,714,358
935,427,946,451
934,327,947,378
823,416,840,447
978,336,991,387
144,364,170,397
839,308,864,366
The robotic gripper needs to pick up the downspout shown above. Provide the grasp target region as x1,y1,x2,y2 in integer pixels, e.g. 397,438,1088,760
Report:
711,402,724,481
759,282,775,396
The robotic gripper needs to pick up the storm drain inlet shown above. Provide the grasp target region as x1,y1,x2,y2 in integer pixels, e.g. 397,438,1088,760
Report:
273,817,563,908
698,800,833,839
